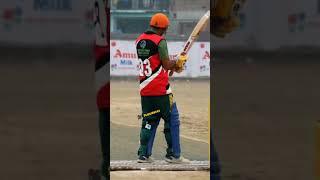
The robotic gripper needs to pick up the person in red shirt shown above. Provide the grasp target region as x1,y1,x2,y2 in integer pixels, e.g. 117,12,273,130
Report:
93,0,109,179
135,13,189,163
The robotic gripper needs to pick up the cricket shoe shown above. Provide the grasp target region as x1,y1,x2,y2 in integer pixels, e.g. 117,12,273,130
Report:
164,155,191,164
137,156,155,163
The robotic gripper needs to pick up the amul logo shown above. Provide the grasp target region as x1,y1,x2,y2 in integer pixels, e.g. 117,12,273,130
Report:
113,49,137,59
1,6,23,30
120,59,133,65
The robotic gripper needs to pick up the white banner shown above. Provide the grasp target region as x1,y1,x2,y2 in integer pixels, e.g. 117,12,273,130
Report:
110,40,139,76
110,40,210,78
197,42,210,77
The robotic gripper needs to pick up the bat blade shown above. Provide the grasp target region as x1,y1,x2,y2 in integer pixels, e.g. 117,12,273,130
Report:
170,10,210,77
181,10,210,55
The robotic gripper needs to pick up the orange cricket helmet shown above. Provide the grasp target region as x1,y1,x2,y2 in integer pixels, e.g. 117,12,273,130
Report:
150,13,170,29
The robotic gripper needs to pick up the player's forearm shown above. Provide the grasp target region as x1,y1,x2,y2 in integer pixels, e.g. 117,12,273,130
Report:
161,58,177,71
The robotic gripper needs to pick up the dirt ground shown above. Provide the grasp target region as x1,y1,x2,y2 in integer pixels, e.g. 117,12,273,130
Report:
110,79,210,179
110,79,210,143
214,60,319,180
0,60,210,180
110,122,209,161
0,57,318,180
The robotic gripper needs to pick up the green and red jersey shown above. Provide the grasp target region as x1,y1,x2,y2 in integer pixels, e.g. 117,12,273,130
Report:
136,30,172,96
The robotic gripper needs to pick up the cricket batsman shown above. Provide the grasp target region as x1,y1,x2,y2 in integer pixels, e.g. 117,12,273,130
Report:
212,0,246,179
135,13,189,163
94,0,109,179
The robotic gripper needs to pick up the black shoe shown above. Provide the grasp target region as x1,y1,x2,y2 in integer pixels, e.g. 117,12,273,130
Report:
137,156,154,163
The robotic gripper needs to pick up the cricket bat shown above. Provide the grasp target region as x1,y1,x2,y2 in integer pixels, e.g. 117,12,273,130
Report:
181,10,210,56
170,10,210,76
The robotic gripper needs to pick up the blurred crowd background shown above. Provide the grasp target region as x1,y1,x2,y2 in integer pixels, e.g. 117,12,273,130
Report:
110,0,210,41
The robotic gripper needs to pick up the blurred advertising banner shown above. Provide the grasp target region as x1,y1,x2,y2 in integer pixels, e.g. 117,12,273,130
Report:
110,40,210,78
1,0,319,49
286,12,320,46
0,0,93,44
213,0,320,50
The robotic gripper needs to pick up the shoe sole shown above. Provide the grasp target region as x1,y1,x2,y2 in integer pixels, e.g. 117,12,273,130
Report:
137,160,153,163
165,158,190,164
